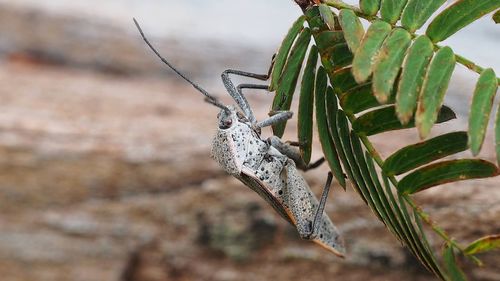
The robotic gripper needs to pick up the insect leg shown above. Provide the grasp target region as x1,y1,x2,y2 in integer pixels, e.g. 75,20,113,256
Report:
311,172,333,237
255,111,293,129
221,69,272,124
237,83,270,104
285,141,303,147
237,83,269,93
284,163,345,256
305,158,326,171
268,136,325,171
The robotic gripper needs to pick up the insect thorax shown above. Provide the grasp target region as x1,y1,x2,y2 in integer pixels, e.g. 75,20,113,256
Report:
211,116,268,176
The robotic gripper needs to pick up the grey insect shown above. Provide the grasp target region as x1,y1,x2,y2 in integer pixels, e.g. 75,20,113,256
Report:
134,19,345,257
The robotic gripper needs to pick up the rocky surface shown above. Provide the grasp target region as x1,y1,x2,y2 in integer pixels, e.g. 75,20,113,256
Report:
0,4,498,281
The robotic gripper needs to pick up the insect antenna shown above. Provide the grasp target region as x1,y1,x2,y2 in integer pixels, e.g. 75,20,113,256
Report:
133,18,229,113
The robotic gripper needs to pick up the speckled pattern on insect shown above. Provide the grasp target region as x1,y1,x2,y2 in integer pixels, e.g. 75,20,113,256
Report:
135,19,345,257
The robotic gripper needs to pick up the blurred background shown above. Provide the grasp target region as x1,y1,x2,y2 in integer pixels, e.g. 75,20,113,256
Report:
0,1,498,280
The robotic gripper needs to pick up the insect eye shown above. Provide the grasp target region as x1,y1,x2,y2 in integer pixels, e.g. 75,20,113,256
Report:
220,118,232,129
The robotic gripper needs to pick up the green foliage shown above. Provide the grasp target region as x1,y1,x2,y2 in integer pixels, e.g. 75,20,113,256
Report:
316,68,346,188
401,0,446,32
298,46,318,165
372,28,411,103
380,0,408,24
352,20,392,83
352,105,456,137
415,46,456,138
383,132,468,176
396,35,434,124
267,1,500,279
338,9,364,53
271,27,311,137
494,10,500,24
398,159,499,194
469,69,498,155
426,0,500,43
269,16,305,92
443,245,468,281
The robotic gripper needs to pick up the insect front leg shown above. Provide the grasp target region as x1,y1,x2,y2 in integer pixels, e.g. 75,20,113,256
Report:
220,56,275,124
268,136,325,171
255,111,293,129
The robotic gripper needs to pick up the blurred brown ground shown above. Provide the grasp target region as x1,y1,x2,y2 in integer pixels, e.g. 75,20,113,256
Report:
0,4,498,281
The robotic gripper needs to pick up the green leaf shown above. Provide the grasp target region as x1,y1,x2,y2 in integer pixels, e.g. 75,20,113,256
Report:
330,67,358,96
496,103,500,166
326,43,353,70
443,245,468,281
336,110,368,201
271,28,311,137
469,68,498,156
383,176,445,278
372,28,412,103
360,0,381,16
398,159,500,194
298,46,318,165
380,0,408,25
397,193,445,277
426,0,500,43
304,6,332,35
325,90,348,189
353,105,456,136
352,20,392,83
319,4,336,30
351,131,391,222
412,207,445,276
494,10,500,23
270,16,305,91
339,9,365,53
401,0,447,32
340,83,395,114
396,35,434,125
464,234,500,255
315,31,345,53
416,46,456,139
316,69,346,188
383,131,469,176
365,153,406,241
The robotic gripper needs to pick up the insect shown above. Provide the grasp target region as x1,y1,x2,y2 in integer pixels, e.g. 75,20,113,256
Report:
134,19,345,257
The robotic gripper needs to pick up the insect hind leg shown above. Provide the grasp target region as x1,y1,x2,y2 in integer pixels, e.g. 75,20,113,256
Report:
284,166,345,256
310,172,333,237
